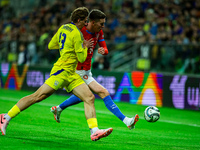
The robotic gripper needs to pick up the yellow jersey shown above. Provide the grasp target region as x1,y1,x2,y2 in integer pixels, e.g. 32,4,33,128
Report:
48,23,88,73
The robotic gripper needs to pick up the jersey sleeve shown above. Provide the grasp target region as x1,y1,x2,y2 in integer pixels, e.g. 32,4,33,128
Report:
98,30,108,55
48,31,59,50
74,31,88,63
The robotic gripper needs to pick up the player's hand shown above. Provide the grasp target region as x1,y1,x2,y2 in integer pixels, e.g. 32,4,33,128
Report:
83,38,94,49
98,47,105,55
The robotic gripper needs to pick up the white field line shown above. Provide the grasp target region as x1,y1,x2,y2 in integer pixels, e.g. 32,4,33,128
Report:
0,96,200,128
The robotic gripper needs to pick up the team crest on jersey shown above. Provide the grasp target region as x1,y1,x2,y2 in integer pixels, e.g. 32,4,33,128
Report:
83,75,88,80
54,80,59,86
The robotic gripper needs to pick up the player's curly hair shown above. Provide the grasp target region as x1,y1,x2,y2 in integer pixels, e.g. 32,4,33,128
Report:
70,7,89,23
88,9,106,22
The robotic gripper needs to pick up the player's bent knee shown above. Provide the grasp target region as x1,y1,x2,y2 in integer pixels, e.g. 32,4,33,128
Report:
99,88,109,99
103,89,109,96
84,94,95,104
89,94,95,103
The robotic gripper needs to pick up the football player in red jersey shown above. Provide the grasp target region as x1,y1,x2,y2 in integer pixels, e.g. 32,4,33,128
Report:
51,9,139,130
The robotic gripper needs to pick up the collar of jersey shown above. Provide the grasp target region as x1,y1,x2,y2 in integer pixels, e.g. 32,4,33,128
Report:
71,22,81,31
86,29,95,35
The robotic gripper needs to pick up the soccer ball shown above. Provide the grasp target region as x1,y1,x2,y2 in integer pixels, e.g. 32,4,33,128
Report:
144,106,160,122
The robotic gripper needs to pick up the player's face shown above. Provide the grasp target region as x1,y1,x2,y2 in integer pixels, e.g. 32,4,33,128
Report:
79,17,88,29
93,18,105,32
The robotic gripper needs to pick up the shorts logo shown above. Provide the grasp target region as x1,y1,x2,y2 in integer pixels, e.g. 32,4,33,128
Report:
54,80,59,86
83,75,88,80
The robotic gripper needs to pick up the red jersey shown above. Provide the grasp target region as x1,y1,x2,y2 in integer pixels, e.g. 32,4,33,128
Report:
76,26,108,70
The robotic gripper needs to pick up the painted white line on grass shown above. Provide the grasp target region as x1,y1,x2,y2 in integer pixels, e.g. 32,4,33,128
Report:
0,96,200,128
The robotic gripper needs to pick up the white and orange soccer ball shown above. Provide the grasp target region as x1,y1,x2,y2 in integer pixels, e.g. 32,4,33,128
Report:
144,106,160,122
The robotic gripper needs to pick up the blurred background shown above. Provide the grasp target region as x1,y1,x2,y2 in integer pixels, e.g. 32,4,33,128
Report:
0,0,200,74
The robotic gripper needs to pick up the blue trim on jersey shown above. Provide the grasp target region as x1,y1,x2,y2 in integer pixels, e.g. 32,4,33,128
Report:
71,22,75,25
98,39,105,42
51,69,64,76
86,30,94,34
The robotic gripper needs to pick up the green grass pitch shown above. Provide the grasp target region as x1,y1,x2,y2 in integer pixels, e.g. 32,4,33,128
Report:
0,89,200,150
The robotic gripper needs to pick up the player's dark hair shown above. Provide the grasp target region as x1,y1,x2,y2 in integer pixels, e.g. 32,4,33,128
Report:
70,7,89,23
88,9,106,22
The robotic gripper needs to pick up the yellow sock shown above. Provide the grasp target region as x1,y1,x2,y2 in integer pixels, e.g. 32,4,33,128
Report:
7,105,21,118
87,118,98,129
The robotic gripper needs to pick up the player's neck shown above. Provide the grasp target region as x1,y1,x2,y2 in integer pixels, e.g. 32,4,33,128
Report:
72,22,82,30
86,23,95,33
76,24,82,30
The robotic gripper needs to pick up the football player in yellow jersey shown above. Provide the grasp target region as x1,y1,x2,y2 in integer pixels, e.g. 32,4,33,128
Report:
0,7,113,141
